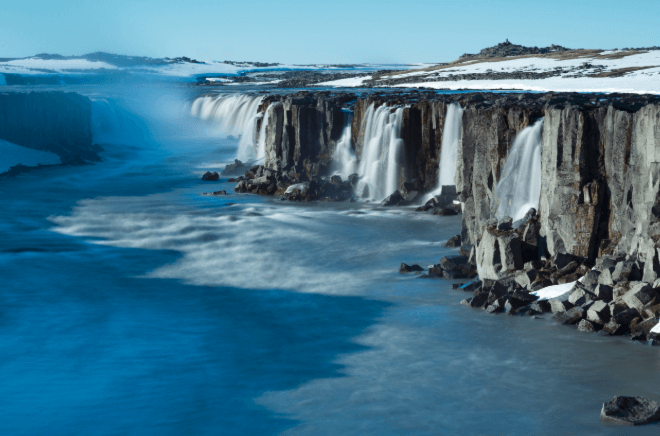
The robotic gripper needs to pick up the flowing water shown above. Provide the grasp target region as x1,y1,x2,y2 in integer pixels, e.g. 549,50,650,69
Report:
355,104,405,201
2,87,660,435
422,102,464,204
493,118,544,222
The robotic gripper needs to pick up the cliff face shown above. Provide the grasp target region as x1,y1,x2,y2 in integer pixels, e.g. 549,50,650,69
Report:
259,92,353,171
0,91,97,164
255,90,660,269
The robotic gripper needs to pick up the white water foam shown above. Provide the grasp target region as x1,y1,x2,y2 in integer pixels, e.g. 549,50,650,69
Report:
421,102,463,204
492,118,544,222
355,104,405,201
190,94,265,162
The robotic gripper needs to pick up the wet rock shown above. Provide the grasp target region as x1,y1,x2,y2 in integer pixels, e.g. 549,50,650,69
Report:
432,208,458,216
460,298,472,307
554,306,585,325
400,263,424,273
603,320,629,336
578,319,597,332
381,190,405,206
630,317,659,340
202,171,220,181
601,396,660,426
445,235,461,248
469,293,489,308
202,190,228,196
221,159,248,176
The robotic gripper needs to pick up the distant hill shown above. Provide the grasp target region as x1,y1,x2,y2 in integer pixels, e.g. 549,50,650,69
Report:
459,40,572,60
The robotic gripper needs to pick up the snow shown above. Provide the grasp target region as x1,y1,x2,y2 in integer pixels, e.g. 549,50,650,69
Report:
651,322,660,334
0,139,61,174
317,75,372,87
4,58,118,71
531,282,576,301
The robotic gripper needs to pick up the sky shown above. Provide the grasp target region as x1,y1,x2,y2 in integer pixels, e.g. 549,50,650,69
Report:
1,0,659,64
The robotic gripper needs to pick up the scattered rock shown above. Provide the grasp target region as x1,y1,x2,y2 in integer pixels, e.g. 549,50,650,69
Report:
601,396,660,426
400,263,424,274
202,171,220,181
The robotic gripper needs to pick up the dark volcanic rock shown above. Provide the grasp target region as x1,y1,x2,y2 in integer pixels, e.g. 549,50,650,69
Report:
221,160,248,176
202,171,220,181
400,263,424,274
445,235,461,248
601,396,660,426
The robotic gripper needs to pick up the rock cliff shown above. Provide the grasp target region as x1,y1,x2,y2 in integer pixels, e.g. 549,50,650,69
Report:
0,91,98,165
251,91,660,268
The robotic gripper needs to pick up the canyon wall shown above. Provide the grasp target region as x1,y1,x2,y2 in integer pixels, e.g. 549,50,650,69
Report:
254,91,660,268
0,91,97,163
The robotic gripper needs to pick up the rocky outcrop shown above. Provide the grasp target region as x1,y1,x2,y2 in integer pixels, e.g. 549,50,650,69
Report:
601,396,660,425
0,91,97,164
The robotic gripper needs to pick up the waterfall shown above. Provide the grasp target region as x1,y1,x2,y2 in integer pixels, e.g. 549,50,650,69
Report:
331,124,356,179
190,94,265,162
355,104,404,201
493,118,544,222
256,104,271,161
439,102,464,187
421,102,464,204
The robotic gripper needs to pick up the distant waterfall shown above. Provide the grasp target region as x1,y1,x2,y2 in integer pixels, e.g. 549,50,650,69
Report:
421,102,464,204
331,124,356,179
355,104,404,201
190,94,265,162
493,118,544,222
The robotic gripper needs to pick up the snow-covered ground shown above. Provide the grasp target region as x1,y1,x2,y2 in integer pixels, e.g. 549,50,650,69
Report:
317,75,372,87
330,50,660,94
0,139,61,174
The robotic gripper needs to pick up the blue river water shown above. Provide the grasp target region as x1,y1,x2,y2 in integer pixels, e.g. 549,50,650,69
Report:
1,84,660,435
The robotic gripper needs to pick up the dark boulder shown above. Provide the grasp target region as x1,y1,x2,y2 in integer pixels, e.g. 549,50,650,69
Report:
445,235,461,248
554,306,585,325
400,263,424,274
601,396,660,426
382,190,405,206
221,159,248,176
202,171,220,181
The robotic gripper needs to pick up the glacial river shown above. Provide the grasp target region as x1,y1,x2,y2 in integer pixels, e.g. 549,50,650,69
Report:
1,84,659,435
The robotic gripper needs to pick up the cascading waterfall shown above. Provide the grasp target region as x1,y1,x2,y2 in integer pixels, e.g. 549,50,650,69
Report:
331,124,356,179
492,118,544,222
190,94,265,162
355,104,404,201
421,102,464,204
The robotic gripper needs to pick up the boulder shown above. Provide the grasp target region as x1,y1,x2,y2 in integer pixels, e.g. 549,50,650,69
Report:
400,263,424,273
459,244,473,258
381,190,405,206
598,268,615,286
594,284,613,303
549,299,574,314
432,208,458,216
630,317,659,340
497,216,513,231
497,232,524,272
515,269,539,287
581,270,601,290
587,301,611,325
612,261,635,282
221,160,248,176
602,320,629,336
445,235,461,248
621,283,656,312
568,288,597,306
554,306,585,325
469,293,489,308
578,319,597,332
601,396,660,426
202,171,220,181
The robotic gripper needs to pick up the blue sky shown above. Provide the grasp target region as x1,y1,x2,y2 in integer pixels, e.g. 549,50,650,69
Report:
1,0,658,63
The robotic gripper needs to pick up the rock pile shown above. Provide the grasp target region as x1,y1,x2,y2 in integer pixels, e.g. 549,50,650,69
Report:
233,163,354,202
